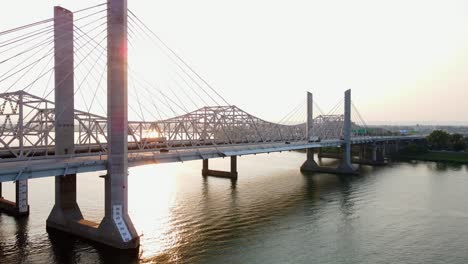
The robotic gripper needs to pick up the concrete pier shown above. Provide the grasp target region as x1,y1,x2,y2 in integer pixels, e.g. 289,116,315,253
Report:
202,156,238,179
301,90,357,175
372,144,386,164
300,92,320,172
337,89,358,174
98,0,139,249
0,180,29,216
46,6,84,230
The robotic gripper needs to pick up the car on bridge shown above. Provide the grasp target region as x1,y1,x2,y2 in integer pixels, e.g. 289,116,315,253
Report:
309,136,321,143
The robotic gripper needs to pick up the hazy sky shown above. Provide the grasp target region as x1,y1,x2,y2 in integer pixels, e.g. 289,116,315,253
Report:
1,0,468,125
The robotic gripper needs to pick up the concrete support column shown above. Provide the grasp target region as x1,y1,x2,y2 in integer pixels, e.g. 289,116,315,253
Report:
371,144,385,163
230,156,238,176
202,157,238,179
47,6,83,230
47,3,139,251
376,146,385,163
98,0,139,249
372,146,377,161
0,181,29,216
15,180,29,216
358,145,365,160
0,92,31,217
301,91,319,172
338,89,357,174
202,159,209,176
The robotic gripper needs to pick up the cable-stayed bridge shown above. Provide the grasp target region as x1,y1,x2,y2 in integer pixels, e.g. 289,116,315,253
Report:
0,1,424,250
0,89,420,180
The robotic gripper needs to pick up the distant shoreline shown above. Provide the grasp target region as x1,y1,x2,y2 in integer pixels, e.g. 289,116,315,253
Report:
394,151,468,164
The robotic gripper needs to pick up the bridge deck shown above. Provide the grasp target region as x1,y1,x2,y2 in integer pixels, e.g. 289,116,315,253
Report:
0,136,423,182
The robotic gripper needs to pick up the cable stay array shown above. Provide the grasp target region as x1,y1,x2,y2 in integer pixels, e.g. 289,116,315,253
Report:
0,2,383,160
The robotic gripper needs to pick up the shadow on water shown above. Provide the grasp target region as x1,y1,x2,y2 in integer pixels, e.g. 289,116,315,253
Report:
301,160,383,212
0,214,30,263
14,216,29,262
47,230,139,264
394,159,467,172
426,162,465,172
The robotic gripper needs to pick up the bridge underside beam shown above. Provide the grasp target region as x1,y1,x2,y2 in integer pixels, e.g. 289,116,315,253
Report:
202,156,238,179
318,145,387,166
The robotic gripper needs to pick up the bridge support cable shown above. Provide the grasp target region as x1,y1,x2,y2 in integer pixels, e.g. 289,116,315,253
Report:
0,6,107,96
129,16,214,112
274,99,307,141
127,9,230,107
126,12,248,157
125,9,312,148
20,27,110,157
0,18,54,37
125,19,213,118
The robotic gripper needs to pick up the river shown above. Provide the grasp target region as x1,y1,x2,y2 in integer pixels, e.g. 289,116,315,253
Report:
1,152,468,263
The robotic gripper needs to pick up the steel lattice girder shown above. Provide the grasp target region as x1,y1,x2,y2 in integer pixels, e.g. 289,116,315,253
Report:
0,90,373,160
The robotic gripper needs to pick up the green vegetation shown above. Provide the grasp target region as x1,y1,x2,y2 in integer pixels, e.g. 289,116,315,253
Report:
427,130,450,149
426,130,466,151
451,133,466,151
396,130,468,164
399,143,428,155
321,147,341,154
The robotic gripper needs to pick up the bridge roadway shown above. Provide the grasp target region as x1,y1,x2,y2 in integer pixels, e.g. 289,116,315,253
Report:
0,136,423,182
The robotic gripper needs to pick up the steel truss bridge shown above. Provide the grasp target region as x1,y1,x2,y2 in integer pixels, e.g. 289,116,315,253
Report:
0,89,423,181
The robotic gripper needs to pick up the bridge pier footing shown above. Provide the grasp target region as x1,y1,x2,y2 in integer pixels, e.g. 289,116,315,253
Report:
300,148,320,172
46,173,140,251
336,143,358,174
0,180,30,217
46,173,84,236
302,90,358,175
202,156,238,179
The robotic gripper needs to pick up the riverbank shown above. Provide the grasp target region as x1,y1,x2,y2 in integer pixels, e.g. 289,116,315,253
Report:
395,151,468,164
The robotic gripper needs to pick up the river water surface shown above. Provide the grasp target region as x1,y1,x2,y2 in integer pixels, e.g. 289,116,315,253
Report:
1,152,468,263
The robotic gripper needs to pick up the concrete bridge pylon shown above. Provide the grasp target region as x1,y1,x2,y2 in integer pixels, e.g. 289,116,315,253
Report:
301,90,358,175
45,2,139,251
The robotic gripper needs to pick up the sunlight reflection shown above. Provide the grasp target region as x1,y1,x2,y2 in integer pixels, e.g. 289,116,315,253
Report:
128,163,182,259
